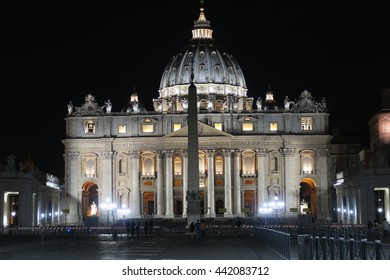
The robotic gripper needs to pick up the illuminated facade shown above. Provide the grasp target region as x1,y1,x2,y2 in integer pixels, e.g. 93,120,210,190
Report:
0,154,62,227
63,3,333,225
333,88,390,224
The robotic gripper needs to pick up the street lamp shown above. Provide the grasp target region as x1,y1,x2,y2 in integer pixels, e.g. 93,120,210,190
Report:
117,206,130,220
269,193,285,220
100,198,117,225
349,210,354,224
259,204,273,224
40,213,45,226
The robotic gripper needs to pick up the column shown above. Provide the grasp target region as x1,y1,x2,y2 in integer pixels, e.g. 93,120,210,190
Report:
131,151,141,218
256,149,267,216
101,151,114,201
206,150,216,217
156,151,164,217
223,149,233,217
67,152,80,224
281,147,295,218
234,150,242,216
182,150,188,217
0,191,3,228
165,151,174,217
317,148,331,221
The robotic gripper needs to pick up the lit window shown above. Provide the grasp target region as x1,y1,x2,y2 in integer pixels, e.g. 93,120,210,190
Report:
270,122,278,131
242,153,255,176
173,123,182,131
118,124,127,134
143,158,153,175
301,117,313,131
85,121,95,134
214,122,223,131
215,156,223,175
85,159,95,177
301,150,314,174
142,124,154,133
174,157,182,175
384,123,390,132
242,123,253,131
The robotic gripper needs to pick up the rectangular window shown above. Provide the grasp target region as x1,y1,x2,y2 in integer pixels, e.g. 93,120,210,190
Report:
242,123,253,131
384,123,390,132
142,124,154,133
214,122,223,131
301,117,313,131
270,122,278,131
118,124,127,134
173,123,182,131
85,122,95,134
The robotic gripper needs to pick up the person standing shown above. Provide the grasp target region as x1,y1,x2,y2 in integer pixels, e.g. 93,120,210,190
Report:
189,222,195,240
136,221,140,237
194,219,201,241
149,219,154,234
200,221,206,241
144,220,149,235
125,220,131,238
130,220,135,237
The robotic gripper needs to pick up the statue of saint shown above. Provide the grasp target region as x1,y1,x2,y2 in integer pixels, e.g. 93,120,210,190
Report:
90,201,97,216
300,199,308,214
67,101,73,114
256,97,262,110
105,100,112,114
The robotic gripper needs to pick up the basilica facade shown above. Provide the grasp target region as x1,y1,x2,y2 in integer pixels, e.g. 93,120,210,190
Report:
63,3,333,225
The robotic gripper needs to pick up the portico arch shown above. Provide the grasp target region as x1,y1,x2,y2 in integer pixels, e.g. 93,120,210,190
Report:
81,182,99,217
299,178,317,220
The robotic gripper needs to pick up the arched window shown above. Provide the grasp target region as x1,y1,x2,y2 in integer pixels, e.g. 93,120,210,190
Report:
300,150,315,174
215,155,223,175
141,152,155,176
83,154,97,178
174,156,182,175
144,158,153,175
241,150,255,176
199,152,206,175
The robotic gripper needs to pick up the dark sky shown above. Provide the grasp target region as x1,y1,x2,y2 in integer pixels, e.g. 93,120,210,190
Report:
1,1,389,178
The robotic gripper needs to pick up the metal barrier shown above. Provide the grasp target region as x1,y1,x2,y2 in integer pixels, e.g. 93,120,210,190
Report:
253,226,291,260
297,235,389,260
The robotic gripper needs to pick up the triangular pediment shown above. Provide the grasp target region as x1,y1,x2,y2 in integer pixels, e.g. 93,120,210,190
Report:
164,121,232,138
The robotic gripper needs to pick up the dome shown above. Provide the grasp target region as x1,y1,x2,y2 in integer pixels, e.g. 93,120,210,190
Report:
121,88,148,114
158,3,247,101
262,88,280,111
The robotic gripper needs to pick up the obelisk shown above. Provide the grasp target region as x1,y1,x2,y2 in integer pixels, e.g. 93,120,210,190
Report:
186,71,201,225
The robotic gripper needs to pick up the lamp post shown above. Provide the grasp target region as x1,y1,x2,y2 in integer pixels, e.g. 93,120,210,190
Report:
269,193,285,221
100,198,117,225
377,198,384,222
117,206,130,221
40,213,45,226
259,204,273,225
349,210,354,224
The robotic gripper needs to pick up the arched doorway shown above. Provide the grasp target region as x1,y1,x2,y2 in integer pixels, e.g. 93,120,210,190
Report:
299,178,317,220
81,182,99,218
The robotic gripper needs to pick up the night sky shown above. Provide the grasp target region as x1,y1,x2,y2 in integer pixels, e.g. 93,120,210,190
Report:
1,1,389,178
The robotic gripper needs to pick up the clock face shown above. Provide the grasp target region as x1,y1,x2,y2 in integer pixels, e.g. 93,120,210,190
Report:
88,106,94,112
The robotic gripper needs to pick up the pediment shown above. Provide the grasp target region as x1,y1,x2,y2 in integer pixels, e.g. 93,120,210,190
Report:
163,121,232,138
